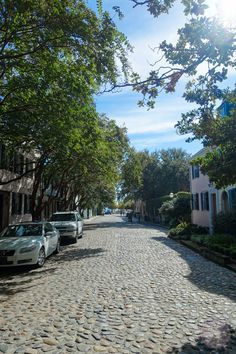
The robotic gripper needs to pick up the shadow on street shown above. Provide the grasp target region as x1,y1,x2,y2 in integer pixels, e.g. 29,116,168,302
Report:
52,247,106,263
0,247,105,297
152,236,236,303
84,216,167,233
167,324,236,353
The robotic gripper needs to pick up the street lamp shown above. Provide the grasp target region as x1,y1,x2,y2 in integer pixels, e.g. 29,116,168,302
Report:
169,192,174,199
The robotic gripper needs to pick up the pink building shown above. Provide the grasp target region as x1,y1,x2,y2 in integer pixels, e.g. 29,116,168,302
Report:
190,148,236,233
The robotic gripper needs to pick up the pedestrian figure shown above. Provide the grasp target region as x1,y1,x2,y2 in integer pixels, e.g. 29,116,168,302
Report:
128,211,133,222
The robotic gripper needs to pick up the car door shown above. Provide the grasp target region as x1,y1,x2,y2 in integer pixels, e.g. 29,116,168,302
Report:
77,214,83,235
44,223,57,255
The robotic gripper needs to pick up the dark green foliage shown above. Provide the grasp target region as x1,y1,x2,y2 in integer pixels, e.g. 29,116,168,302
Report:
192,102,236,188
214,212,236,236
130,1,236,187
169,222,208,237
120,148,190,219
169,222,192,238
205,234,236,259
159,192,191,226
0,0,131,217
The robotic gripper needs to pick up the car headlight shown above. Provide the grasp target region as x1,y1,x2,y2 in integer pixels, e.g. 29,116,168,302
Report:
19,245,37,253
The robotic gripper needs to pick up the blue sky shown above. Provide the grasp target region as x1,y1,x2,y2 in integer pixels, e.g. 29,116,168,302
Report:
89,0,236,155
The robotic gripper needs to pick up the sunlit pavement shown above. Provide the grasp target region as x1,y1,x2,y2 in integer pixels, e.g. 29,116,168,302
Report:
0,215,236,353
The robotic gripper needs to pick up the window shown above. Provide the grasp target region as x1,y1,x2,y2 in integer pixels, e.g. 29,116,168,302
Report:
191,165,200,179
229,188,236,211
44,223,53,233
13,153,24,175
191,193,199,210
201,192,209,211
51,213,76,221
24,194,32,214
0,144,5,169
12,193,23,215
0,144,11,170
25,158,34,177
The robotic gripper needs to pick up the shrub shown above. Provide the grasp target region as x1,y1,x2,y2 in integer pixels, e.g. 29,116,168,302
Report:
169,222,192,237
191,234,209,245
159,192,191,227
214,212,236,236
230,246,236,260
206,233,236,247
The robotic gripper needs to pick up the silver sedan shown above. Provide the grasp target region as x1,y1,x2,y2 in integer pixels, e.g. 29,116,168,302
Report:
0,222,60,267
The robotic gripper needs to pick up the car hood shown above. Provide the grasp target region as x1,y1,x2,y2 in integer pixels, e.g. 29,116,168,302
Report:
51,221,77,227
0,237,40,250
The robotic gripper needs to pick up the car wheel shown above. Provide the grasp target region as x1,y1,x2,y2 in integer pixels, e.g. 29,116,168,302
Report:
37,248,46,267
71,235,78,244
54,239,60,254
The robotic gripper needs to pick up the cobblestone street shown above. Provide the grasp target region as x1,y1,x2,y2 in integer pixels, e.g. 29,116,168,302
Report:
0,215,236,354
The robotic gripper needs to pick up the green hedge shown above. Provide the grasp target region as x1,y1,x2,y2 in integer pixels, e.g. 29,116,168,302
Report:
214,212,236,236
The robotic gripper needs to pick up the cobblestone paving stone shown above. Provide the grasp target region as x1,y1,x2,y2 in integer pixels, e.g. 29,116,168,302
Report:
0,215,236,354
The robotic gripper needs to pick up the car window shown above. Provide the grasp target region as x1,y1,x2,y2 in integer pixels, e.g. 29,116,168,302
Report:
44,223,53,233
0,224,42,237
51,213,76,221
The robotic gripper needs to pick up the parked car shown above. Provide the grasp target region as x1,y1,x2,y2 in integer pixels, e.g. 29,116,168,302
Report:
50,211,83,243
0,222,60,267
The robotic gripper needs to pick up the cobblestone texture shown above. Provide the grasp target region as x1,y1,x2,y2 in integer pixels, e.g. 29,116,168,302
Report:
0,215,236,353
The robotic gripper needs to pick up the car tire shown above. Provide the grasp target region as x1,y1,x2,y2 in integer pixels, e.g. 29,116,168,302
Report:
54,240,60,254
37,248,46,267
71,235,78,244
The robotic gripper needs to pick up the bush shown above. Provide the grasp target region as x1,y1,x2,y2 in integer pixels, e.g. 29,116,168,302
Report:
169,222,209,239
206,233,236,247
214,212,236,236
169,222,192,237
191,234,209,245
159,192,191,227
230,246,236,260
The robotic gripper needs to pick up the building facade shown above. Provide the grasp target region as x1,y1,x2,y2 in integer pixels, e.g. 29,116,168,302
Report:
0,145,35,231
190,148,236,233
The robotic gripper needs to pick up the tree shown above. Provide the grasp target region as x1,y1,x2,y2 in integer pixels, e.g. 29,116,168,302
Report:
0,0,132,217
30,113,129,219
0,0,131,147
193,101,236,188
141,148,190,217
126,0,236,185
159,191,191,226
120,148,151,200
120,147,190,218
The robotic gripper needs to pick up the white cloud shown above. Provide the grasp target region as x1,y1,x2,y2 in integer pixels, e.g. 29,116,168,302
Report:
130,131,189,151
110,98,194,135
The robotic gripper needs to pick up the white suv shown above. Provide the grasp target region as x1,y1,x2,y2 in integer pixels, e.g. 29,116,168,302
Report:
51,211,83,243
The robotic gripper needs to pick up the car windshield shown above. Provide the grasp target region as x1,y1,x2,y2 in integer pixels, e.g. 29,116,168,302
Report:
0,224,43,238
51,214,76,221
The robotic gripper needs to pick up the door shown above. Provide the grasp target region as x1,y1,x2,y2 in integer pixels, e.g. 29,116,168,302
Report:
211,193,217,219
44,223,57,254
0,192,9,232
77,214,83,235
0,195,3,232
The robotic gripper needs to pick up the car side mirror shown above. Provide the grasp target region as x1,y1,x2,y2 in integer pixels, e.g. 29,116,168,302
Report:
45,231,52,237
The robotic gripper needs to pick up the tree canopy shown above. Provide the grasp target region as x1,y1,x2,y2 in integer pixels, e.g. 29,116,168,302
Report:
120,147,190,217
0,0,131,216
126,0,236,186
